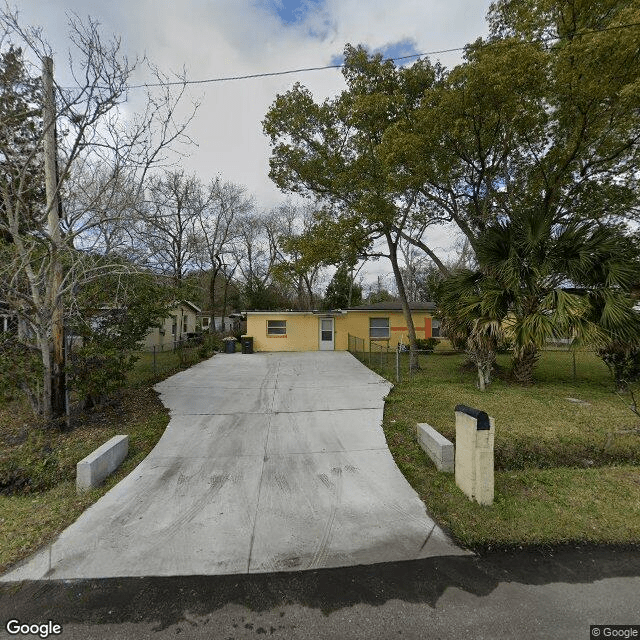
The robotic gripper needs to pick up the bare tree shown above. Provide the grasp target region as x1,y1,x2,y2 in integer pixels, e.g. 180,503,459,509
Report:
0,8,195,419
135,170,202,286
193,178,253,329
232,210,283,309
268,202,323,310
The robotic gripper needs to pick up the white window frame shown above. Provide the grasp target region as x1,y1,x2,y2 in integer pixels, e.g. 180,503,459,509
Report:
267,320,287,336
369,317,390,339
432,318,441,338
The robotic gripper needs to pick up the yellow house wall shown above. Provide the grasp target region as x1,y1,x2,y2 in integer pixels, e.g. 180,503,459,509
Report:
344,311,433,348
246,310,434,352
247,313,326,352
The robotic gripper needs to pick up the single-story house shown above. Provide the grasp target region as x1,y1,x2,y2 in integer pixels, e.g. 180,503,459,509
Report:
244,302,441,352
197,312,244,334
143,301,201,351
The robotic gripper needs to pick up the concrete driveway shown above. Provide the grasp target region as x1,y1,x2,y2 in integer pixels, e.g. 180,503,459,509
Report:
2,352,466,581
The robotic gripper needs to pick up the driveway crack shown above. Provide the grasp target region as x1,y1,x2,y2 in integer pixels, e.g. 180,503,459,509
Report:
246,357,280,573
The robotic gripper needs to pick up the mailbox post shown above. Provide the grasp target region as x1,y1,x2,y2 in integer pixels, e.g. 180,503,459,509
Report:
454,404,495,506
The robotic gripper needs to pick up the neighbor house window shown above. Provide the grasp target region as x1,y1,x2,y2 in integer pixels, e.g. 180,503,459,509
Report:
183,315,188,333
432,319,441,338
369,317,390,339
171,315,177,336
202,317,210,329
267,320,287,336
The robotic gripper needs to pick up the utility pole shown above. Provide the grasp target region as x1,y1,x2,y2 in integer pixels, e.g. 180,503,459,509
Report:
42,56,65,418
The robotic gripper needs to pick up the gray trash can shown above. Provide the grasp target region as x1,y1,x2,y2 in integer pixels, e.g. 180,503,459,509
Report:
241,337,254,354
224,339,236,354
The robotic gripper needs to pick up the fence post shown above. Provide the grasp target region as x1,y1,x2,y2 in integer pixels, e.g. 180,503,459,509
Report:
396,345,400,383
153,345,157,376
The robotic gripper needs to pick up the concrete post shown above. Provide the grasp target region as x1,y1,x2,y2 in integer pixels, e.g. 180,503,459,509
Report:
454,404,495,506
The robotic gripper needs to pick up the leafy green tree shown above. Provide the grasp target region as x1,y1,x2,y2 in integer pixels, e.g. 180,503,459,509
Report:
68,268,174,408
263,45,441,367
324,263,362,310
384,0,640,254
0,45,44,245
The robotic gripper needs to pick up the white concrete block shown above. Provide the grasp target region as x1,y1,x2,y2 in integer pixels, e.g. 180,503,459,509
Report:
416,423,454,472
76,435,129,492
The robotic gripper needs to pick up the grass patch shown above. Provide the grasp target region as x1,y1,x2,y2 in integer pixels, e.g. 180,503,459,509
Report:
376,351,640,548
0,386,169,573
379,351,639,469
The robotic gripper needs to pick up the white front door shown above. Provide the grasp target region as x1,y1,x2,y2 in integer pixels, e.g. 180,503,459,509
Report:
319,317,335,350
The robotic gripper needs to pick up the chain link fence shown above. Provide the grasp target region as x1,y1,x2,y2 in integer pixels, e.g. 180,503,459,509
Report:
130,334,223,383
347,334,606,384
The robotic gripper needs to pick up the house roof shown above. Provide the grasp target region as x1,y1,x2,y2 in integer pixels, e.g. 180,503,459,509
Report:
347,301,436,311
177,300,201,313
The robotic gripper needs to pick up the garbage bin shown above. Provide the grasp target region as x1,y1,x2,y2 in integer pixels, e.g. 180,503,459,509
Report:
241,336,254,354
224,339,236,354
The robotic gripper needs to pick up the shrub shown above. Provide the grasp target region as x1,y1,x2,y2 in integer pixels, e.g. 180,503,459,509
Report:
599,342,640,390
0,336,43,412
69,343,137,409
0,430,61,494
415,337,438,352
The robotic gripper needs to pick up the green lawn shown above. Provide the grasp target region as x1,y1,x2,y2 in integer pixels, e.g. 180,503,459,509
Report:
0,389,169,573
361,350,640,549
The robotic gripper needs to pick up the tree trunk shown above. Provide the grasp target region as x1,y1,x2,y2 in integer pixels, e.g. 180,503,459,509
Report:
477,365,486,391
209,265,219,332
386,232,419,371
512,344,539,385
221,277,230,333
39,331,53,421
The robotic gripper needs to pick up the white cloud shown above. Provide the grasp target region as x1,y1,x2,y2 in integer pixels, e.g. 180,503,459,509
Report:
11,0,492,283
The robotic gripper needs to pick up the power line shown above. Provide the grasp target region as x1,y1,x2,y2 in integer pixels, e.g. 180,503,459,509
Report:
117,20,640,90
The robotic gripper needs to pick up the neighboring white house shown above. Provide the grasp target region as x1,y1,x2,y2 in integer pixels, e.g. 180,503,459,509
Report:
143,301,201,351
197,312,243,334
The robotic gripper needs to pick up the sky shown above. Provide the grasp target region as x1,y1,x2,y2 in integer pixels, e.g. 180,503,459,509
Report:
12,0,493,287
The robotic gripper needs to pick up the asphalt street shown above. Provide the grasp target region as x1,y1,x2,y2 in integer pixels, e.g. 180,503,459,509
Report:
1,545,639,639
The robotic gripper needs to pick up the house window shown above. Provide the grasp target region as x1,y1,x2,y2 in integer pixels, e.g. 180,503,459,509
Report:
202,317,210,329
171,315,177,336
432,319,441,338
267,320,286,336
183,315,188,333
369,317,390,339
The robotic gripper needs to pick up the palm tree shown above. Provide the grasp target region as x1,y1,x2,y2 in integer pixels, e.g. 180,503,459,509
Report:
436,270,503,390
437,210,640,384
